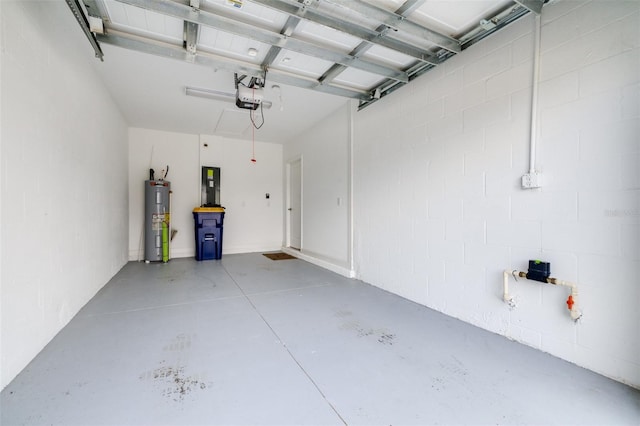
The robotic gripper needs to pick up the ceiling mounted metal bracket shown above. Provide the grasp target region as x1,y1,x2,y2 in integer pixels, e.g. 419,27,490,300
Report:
184,0,201,58
513,0,545,14
184,21,199,56
65,0,104,61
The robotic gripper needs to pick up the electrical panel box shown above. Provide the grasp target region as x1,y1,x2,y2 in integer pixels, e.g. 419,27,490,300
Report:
201,166,221,207
526,260,551,282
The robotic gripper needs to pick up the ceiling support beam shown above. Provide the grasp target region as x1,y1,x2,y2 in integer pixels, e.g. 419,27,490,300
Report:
393,0,426,16
65,0,104,60
249,0,440,65
112,0,409,83
325,0,461,53
96,31,372,101
358,1,532,110
319,0,431,87
513,0,544,14
261,13,302,70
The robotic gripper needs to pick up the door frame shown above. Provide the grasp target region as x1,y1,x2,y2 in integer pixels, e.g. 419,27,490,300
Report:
285,156,302,250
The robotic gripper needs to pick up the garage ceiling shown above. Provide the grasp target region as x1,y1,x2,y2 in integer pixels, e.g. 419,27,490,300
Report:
67,0,544,143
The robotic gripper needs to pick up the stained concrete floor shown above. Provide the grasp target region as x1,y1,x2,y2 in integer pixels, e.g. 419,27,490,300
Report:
1,253,639,425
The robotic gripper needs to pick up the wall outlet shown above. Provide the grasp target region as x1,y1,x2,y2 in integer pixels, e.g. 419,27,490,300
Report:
521,171,542,189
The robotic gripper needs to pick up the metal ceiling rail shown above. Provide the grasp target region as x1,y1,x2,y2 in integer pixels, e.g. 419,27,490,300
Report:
358,1,534,110
111,0,409,83
73,0,544,108
325,0,461,53
65,0,104,60
249,0,441,65
83,0,109,20
95,30,372,100
260,14,303,74
317,0,431,87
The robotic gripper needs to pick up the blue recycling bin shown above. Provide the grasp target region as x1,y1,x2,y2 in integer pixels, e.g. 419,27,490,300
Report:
193,207,225,260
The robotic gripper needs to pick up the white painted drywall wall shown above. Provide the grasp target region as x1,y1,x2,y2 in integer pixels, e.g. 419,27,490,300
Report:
284,103,351,268
352,1,639,387
128,129,283,258
200,135,283,254
0,1,129,389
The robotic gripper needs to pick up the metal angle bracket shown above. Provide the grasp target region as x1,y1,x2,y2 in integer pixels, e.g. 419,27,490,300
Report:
184,21,199,55
513,0,545,14
65,0,104,60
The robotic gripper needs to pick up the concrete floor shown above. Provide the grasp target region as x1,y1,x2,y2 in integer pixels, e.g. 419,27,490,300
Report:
1,253,639,425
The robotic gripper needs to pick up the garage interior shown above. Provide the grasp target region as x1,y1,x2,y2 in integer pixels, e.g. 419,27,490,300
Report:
1,0,639,424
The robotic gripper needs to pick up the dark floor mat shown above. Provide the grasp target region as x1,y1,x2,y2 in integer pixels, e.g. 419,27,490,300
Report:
263,252,297,260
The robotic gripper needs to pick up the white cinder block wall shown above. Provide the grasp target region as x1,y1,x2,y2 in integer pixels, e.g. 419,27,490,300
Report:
128,129,283,259
284,103,351,270
1,1,129,389
353,1,639,387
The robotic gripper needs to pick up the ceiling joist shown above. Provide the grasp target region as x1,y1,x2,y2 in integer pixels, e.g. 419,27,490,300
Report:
316,0,433,87
111,0,409,83
324,0,461,53
96,30,372,100
250,0,442,65
74,0,544,109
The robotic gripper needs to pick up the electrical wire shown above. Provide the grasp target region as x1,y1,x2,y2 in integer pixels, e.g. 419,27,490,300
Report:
251,121,256,163
251,86,257,162
249,86,265,130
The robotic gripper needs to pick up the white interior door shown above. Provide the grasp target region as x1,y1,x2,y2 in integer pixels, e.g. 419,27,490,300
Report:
288,159,302,250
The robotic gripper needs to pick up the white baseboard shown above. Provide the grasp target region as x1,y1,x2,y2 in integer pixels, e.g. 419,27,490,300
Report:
169,248,195,259
281,247,355,278
223,245,282,255
129,248,194,261
129,246,353,281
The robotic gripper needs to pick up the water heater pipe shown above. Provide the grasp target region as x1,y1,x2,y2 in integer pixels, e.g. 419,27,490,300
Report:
503,270,582,321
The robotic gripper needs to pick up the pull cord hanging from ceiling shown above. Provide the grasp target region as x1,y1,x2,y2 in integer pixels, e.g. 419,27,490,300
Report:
249,84,265,130
250,85,262,163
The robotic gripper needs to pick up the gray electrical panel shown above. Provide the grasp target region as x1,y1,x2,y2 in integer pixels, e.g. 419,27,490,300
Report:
144,180,171,262
201,166,221,207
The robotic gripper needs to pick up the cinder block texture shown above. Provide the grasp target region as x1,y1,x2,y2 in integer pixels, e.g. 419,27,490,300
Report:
353,0,640,388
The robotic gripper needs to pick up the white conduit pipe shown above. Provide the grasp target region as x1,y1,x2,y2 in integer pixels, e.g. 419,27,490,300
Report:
503,270,582,322
529,14,542,174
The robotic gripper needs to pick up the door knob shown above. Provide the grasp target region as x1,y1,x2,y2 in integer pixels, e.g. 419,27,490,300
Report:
288,208,292,211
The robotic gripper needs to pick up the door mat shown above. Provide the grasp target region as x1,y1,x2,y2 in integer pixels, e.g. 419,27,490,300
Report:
263,252,297,260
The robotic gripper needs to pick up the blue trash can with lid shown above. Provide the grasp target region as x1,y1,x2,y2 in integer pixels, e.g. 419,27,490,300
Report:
193,207,225,260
